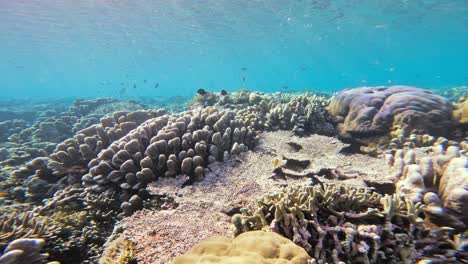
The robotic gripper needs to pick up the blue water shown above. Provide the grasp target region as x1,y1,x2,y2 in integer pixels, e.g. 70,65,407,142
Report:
0,0,467,99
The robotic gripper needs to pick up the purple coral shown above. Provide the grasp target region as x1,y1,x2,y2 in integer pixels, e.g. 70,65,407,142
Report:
328,86,456,138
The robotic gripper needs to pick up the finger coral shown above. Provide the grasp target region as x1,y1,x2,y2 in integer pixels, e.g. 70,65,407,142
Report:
83,107,257,216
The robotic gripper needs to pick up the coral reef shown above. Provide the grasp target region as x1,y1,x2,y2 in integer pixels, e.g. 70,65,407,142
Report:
328,86,456,142
83,107,256,216
232,184,466,263
0,238,57,264
172,230,312,264
387,139,468,229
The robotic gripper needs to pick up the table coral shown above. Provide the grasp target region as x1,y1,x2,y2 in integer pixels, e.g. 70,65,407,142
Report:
172,230,312,264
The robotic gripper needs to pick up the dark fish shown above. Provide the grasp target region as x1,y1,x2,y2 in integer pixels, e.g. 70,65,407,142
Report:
133,84,137,89
300,66,306,71
242,77,246,82
15,66,25,69
144,79,147,83
120,87,127,95
221,90,228,96
154,83,159,89
120,82,124,85
241,67,247,71
282,86,289,90
197,88,207,95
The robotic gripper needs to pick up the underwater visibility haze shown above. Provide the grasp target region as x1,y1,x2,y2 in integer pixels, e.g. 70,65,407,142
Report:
0,0,467,99
0,1,467,264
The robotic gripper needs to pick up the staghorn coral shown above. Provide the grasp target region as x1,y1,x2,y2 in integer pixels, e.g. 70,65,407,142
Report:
172,230,312,264
387,139,468,228
0,238,58,264
100,236,136,264
232,184,464,263
328,86,456,141
0,210,58,248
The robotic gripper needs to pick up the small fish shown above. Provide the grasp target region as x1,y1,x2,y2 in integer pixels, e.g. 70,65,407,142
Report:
154,83,159,89
120,82,124,85
120,87,127,95
282,86,289,90
197,88,207,95
300,66,306,71
144,79,147,83
15,65,25,69
242,77,246,82
133,84,137,89
0,192,7,198
273,159,279,168
241,67,247,71
221,89,228,96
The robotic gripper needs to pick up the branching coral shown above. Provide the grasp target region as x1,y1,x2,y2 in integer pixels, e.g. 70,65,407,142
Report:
0,210,58,248
232,184,463,263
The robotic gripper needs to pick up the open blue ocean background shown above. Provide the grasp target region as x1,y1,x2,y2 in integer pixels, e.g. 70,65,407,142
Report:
0,0,467,99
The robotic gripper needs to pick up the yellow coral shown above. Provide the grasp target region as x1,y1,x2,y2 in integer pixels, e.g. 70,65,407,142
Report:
453,99,468,124
100,236,136,264
172,231,311,264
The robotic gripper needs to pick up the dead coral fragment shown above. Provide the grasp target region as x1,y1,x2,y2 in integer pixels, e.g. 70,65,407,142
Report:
173,230,312,264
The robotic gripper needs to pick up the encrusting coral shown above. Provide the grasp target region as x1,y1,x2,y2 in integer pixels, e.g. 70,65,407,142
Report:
172,230,312,264
232,183,466,263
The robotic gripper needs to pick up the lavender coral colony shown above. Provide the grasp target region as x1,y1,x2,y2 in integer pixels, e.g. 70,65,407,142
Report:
0,86,466,263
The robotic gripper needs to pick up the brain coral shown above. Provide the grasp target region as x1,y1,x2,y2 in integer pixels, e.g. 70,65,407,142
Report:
328,86,456,138
172,231,311,264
